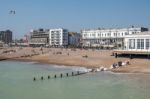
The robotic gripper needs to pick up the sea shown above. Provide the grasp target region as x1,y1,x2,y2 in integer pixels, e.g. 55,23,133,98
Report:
0,60,150,99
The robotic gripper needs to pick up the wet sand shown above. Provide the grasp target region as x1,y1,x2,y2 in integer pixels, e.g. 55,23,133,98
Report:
0,47,150,73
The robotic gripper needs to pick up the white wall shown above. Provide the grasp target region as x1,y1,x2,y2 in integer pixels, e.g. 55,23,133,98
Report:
124,35,150,51
49,28,68,46
82,28,142,39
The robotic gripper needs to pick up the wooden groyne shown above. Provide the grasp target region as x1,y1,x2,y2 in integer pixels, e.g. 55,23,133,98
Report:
33,71,88,81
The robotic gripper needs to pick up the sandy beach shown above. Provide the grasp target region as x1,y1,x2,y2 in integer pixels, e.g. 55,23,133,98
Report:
0,47,150,74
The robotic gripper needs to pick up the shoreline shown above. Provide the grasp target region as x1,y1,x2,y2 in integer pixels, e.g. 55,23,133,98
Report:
0,47,150,74
3,58,150,74
8,58,95,69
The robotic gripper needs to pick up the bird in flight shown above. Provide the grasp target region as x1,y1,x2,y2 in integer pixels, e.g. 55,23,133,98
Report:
9,10,16,14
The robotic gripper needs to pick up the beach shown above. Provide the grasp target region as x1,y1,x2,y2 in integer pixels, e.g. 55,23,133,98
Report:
0,47,150,73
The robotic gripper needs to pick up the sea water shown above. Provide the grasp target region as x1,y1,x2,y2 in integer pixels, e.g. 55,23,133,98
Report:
0,61,150,99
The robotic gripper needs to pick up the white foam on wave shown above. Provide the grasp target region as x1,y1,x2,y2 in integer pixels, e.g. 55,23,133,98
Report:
71,67,91,73
53,65,69,69
52,65,90,72
26,61,39,64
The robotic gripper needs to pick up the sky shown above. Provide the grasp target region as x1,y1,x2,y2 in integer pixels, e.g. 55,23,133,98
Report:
0,0,150,39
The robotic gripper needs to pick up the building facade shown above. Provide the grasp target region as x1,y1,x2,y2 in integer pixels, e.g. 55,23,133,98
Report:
0,41,4,47
124,32,150,51
0,30,12,44
81,27,148,48
29,28,49,47
68,32,81,46
49,28,68,47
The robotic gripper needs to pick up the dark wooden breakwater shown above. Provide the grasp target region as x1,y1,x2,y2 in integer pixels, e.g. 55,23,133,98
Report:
33,71,87,81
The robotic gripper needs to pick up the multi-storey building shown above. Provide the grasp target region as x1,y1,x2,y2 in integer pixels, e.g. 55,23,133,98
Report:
68,32,81,46
49,28,68,47
81,27,148,48
0,30,12,44
29,28,49,47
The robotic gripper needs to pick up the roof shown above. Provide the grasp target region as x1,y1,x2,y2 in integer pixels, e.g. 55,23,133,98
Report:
130,31,150,36
81,27,143,32
125,31,150,38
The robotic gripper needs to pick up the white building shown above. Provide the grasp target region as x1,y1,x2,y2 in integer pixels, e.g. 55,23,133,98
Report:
49,28,68,47
124,31,150,51
81,27,148,48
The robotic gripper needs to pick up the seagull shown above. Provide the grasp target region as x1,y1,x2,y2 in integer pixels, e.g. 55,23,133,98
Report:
9,10,15,14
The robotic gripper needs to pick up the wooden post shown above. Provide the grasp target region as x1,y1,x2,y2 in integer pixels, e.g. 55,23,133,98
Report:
33,77,36,81
60,73,63,78
48,75,50,79
66,73,69,77
115,53,118,58
41,76,44,80
72,72,74,76
54,75,57,78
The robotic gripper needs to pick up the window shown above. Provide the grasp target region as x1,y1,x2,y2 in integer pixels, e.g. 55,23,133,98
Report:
92,34,95,37
146,39,150,49
141,39,144,49
107,33,110,36
129,39,135,49
98,33,101,37
137,39,144,49
137,39,140,49
125,32,128,35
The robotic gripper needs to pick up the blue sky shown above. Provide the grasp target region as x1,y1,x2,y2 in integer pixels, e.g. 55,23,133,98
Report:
0,0,150,39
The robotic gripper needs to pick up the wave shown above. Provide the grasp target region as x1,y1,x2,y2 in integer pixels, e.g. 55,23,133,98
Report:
52,65,90,72
26,61,39,64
